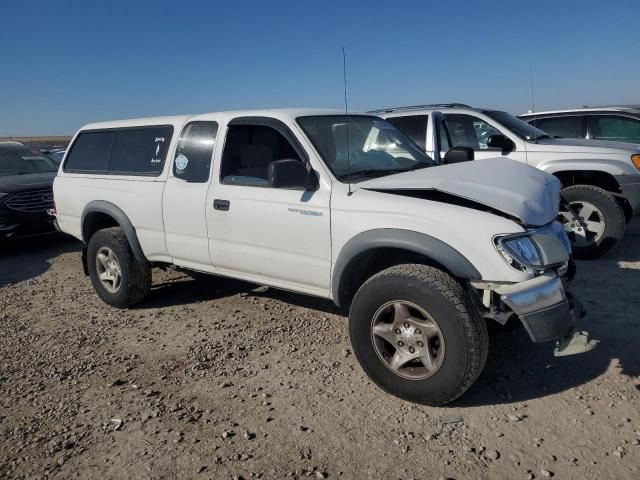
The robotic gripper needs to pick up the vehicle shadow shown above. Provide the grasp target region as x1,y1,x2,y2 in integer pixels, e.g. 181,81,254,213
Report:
141,273,256,308
141,272,343,316
0,234,81,288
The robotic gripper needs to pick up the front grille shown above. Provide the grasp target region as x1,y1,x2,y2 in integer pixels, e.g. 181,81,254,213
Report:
5,188,54,214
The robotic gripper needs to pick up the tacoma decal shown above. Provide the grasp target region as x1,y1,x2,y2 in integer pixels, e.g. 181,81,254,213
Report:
288,207,323,217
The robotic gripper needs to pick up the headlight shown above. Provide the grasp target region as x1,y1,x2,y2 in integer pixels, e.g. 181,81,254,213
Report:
495,234,542,272
503,237,541,265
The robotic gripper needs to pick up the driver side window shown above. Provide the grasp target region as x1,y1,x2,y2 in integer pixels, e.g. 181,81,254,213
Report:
444,114,502,151
220,124,303,187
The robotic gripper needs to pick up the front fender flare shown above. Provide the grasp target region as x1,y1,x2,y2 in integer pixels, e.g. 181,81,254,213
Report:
81,200,147,263
537,159,633,177
332,229,481,307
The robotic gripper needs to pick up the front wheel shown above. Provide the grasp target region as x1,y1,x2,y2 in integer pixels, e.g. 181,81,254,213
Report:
559,185,626,259
348,264,488,406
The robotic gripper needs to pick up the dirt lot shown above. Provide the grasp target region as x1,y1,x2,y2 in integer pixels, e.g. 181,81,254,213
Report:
1,222,639,480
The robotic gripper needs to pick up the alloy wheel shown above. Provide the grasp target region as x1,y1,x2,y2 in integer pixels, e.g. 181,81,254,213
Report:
96,247,122,293
370,301,445,380
559,201,606,247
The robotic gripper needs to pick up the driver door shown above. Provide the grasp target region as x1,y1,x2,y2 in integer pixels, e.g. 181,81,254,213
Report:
206,117,332,296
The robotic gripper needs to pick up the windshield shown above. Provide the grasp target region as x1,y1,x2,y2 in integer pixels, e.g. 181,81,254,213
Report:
0,146,58,176
48,150,66,164
482,110,551,141
297,115,435,182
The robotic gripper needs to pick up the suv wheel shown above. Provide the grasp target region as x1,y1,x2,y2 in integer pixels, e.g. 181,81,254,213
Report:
559,185,626,259
349,264,488,406
87,227,151,308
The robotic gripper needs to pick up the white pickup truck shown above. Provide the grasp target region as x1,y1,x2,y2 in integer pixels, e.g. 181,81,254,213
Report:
53,109,596,405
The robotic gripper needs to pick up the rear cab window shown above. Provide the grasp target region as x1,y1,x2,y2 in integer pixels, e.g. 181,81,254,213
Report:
63,125,174,175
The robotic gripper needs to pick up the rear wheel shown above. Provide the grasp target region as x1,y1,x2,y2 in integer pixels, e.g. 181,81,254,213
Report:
87,227,151,308
559,185,626,259
348,264,488,406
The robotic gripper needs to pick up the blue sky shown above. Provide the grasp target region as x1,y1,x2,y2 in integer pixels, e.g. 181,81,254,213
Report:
1,0,638,136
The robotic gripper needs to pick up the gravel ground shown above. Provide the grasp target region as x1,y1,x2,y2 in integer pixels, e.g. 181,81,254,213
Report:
1,221,639,480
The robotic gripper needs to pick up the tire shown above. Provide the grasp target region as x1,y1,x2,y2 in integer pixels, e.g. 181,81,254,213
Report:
348,264,489,406
559,185,626,259
87,227,151,308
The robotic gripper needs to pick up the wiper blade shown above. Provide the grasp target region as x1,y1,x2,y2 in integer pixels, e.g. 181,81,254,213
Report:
339,169,394,181
340,163,432,181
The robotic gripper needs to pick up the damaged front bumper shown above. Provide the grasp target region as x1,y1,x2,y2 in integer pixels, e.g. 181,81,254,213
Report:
494,273,597,355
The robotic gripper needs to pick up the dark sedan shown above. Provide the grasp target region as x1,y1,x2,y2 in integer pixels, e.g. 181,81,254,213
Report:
0,143,58,240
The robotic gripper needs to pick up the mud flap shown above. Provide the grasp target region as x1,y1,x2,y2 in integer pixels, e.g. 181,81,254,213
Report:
81,246,89,276
554,330,599,357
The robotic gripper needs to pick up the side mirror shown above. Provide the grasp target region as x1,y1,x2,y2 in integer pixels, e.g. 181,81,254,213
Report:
268,159,317,190
487,134,516,152
444,146,474,164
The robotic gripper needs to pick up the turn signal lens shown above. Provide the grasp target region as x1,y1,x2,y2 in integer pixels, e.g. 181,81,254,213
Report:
632,154,640,171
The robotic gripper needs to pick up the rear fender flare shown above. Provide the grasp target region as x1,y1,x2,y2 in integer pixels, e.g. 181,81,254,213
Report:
81,200,146,263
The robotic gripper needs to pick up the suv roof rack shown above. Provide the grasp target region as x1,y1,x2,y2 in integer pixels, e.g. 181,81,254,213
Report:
584,104,640,110
368,103,472,114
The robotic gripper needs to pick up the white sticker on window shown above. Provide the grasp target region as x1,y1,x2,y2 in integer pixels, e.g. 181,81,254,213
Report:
175,154,189,171
151,137,166,164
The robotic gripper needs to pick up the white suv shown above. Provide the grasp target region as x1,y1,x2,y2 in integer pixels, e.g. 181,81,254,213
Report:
53,109,595,405
373,104,640,259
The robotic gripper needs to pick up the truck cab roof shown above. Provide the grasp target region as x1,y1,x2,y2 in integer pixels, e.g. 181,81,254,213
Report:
80,109,360,132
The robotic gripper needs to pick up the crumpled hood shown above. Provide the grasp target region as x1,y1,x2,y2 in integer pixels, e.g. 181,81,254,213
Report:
532,137,640,153
358,157,561,226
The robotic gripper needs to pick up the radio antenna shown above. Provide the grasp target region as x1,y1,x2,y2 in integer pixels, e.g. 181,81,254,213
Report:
343,46,349,114
528,63,536,114
343,46,353,196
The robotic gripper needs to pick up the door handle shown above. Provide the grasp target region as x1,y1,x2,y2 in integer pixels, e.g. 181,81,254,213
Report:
214,199,230,211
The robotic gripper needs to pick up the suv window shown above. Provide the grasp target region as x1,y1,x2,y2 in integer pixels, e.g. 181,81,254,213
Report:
590,116,640,143
385,115,428,150
64,126,173,175
532,116,582,138
220,124,302,187
444,114,501,150
173,121,218,183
